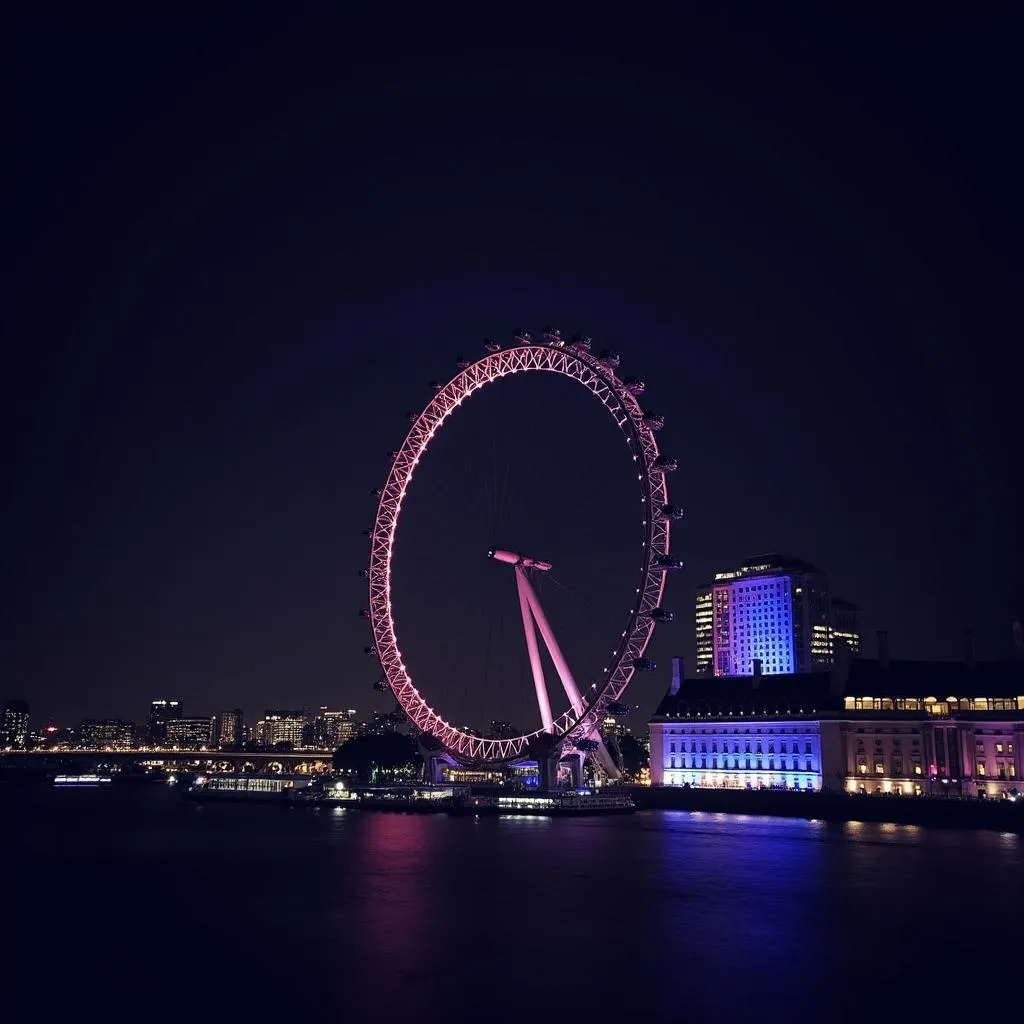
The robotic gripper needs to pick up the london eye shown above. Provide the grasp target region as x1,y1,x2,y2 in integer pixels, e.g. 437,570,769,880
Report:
360,328,680,775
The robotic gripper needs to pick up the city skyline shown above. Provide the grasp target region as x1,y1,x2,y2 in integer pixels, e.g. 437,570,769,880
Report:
7,9,1019,730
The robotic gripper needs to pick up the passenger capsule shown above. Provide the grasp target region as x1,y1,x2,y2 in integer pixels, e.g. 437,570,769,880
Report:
632,657,657,672
542,326,563,346
456,356,471,370
622,376,646,395
363,646,377,656
512,329,532,345
570,334,592,351
484,339,502,353
357,568,370,579
650,607,675,622
654,555,684,571
654,455,678,472
643,410,665,431
658,504,685,520
597,349,621,369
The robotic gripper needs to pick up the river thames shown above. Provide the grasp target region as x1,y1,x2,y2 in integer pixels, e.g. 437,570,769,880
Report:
2,785,1020,1021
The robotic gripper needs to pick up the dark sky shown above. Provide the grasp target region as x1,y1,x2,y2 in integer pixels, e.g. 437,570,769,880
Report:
6,5,1021,731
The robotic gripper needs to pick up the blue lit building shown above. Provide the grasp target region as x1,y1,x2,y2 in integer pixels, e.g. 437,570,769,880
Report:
651,658,837,791
694,554,859,677
650,651,1024,798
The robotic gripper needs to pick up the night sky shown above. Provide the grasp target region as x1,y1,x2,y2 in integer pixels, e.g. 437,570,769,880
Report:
6,6,1021,732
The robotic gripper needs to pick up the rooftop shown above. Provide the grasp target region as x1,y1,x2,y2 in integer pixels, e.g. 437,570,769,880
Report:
701,553,825,587
652,657,1024,719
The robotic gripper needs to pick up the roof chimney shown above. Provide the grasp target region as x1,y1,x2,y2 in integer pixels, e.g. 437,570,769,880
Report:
877,630,889,669
752,658,762,688
964,630,976,671
669,656,683,695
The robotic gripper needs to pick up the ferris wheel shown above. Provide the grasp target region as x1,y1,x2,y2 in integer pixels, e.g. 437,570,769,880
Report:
360,328,682,770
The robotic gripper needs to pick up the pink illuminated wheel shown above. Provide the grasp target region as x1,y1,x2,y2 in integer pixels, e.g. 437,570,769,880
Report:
364,334,677,764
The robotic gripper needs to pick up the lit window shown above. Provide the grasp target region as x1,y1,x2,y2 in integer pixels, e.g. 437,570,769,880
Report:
976,762,986,776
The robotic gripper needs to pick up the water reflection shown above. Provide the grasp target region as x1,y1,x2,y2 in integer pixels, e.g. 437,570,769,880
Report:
650,812,830,1018
5,789,1022,1022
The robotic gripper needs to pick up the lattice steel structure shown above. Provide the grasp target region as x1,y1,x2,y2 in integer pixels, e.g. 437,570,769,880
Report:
364,334,678,764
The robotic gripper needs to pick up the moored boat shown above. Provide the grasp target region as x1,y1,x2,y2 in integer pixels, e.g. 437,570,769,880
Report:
453,789,635,816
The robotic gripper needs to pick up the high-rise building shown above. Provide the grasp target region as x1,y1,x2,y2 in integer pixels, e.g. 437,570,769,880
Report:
217,708,244,747
312,708,355,749
694,590,714,676
1,699,30,749
830,598,862,657
165,717,214,750
694,554,857,677
80,719,137,749
148,698,183,744
255,710,307,748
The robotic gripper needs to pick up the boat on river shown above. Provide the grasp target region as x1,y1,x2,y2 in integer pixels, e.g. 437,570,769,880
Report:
454,789,635,816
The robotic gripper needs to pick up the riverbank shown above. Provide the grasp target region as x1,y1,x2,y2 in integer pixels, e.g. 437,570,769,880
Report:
629,785,1024,832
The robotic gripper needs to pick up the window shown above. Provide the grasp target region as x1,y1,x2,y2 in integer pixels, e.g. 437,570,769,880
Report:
670,742,676,753
875,761,884,775
805,759,813,772
976,762,986,777
995,743,1004,754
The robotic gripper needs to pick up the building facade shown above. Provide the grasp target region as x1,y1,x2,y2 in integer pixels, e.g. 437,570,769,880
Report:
831,599,862,657
255,710,308,748
651,654,1023,799
79,719,136,749
694,554,860,677
313,708,355,749
1,700,31,749
164,717,214,750
148,698,183,744
217,708,244,747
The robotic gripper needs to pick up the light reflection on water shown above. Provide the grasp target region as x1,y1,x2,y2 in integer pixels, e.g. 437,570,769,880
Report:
3,788,1020,1022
